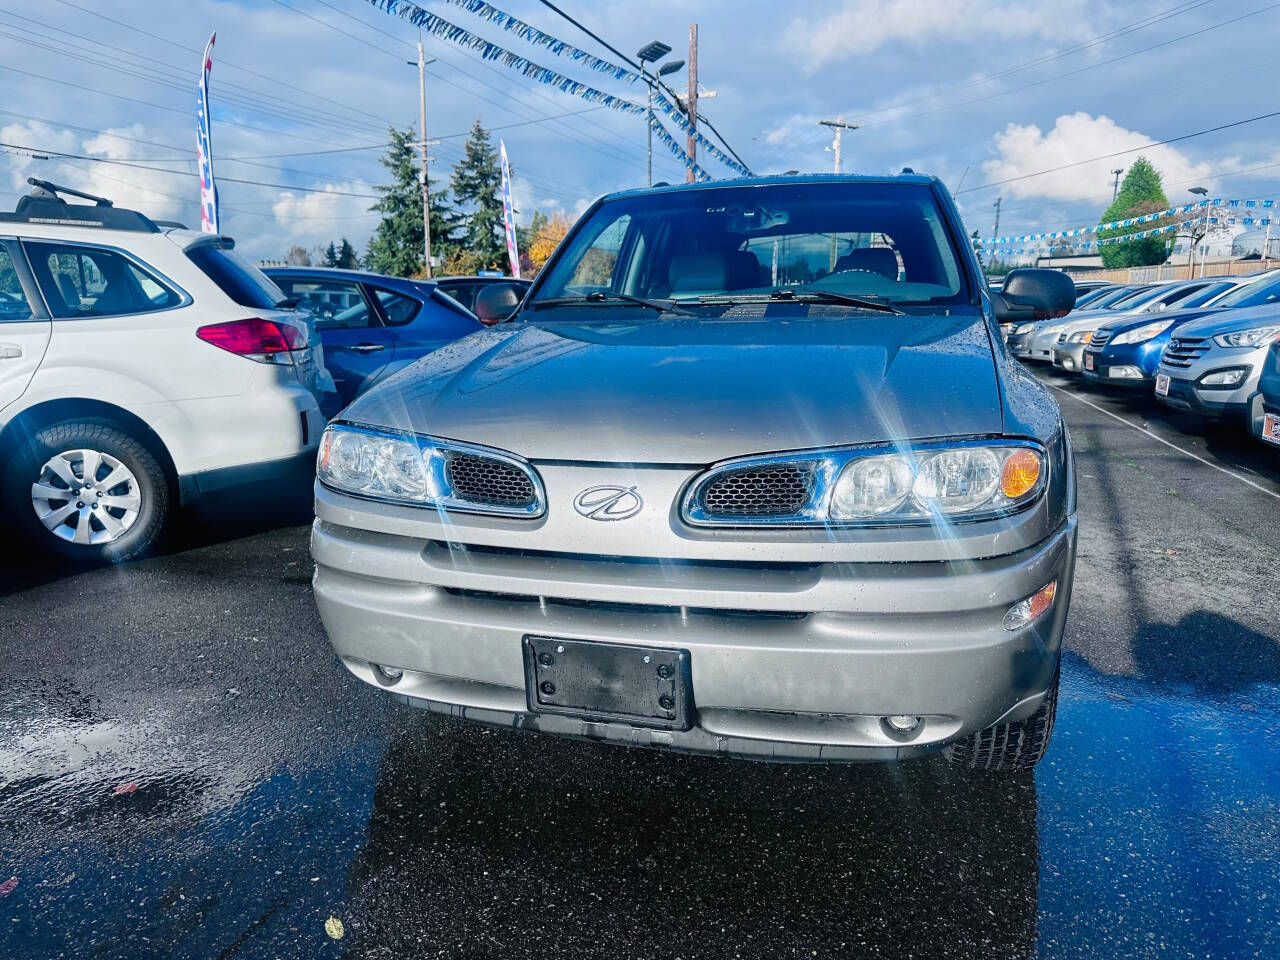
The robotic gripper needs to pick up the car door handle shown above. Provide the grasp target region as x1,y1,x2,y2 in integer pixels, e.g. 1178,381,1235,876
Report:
350,342,385,353
0,344,22,360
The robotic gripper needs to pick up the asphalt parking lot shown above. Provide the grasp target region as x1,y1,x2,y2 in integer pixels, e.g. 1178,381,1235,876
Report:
2,368,1278,960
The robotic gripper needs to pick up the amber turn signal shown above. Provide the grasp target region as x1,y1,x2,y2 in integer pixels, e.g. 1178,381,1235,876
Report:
1001,448,1041,499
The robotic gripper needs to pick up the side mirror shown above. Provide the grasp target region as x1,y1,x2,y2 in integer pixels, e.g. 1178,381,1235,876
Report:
992,269,1076,324
473,282,523,325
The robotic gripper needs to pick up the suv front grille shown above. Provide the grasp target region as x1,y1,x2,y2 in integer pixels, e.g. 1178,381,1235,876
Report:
1056,332,1067,344
445,453,536,507
1089,329,1111,349
700,464,816,517
1162,336,1211,368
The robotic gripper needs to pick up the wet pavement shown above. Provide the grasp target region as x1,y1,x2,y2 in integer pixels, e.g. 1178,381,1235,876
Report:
2,368,1279,959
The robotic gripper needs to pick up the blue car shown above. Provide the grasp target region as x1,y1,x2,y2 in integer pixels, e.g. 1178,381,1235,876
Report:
265,267,482,407
1082,270,1280,389
1257,337,1280,448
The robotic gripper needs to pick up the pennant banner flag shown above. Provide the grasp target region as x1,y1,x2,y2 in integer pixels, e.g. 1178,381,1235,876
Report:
366,0,745,178
977,197,1276,247
651,92,751,176
443,0,643,83
499,138,520,279
650,116,710,182
196,31,219,234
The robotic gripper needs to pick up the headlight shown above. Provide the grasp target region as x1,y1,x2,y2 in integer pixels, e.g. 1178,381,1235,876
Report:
1213,324,1280,348
686,441,1048,527
1013,322,1036,335
317,422,544,516
1067,330,1093,343
1112,319,1174,345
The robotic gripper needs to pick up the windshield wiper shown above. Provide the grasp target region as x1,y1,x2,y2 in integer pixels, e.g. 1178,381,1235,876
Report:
532,291,694,317
694,289,903,315
785,288,903,314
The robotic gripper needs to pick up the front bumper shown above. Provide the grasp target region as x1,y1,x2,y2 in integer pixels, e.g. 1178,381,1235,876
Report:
312,503,1078,762
1154,374,1260,422
1053,343,1087,372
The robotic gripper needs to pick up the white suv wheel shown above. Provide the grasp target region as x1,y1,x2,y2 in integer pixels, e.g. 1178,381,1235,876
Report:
31,448,143,545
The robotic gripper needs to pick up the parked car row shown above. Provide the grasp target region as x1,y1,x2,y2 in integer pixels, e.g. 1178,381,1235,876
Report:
1005,269,1280,449
0,181,530,563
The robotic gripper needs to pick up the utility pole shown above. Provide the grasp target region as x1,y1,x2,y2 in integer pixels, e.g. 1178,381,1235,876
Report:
685,23,698,183
415,33,434,278
1111,168,1124,201
818,118,859,173
990,197,1002,270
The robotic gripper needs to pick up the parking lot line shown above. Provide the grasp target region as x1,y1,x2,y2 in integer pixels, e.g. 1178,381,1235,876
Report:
1046,383,1280,503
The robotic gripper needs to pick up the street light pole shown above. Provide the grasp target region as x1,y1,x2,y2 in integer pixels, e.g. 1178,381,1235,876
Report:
415,34,434,278
643,60,652,187
636,42,681,188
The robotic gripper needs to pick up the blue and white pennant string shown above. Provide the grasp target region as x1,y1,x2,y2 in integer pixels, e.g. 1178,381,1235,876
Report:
977,197,1276,247
366,0,748,177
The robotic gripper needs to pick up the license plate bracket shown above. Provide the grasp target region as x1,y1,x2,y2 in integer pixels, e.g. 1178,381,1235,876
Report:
1084,352,1094,371
523,636,692,730
1263,412,1280,446
1156,373,1171,396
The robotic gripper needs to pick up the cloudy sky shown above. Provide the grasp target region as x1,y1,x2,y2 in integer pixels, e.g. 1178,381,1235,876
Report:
3,0,1278,261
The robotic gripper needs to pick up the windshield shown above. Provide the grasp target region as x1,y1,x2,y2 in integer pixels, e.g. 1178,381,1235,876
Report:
1105,285,1160,309
532,182,969,309
1211,272,1280,308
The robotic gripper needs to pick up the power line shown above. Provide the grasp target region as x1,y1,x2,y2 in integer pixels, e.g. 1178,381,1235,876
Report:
846,0,1217,124
861,1,1280,135
957,108,1280,195
532,0,750,171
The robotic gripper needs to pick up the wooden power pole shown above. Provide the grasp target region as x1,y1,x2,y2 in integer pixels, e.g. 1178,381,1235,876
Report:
417,33,433,278
685,23,698,183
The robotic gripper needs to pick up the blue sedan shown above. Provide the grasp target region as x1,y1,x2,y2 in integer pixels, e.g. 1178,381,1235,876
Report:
1082,270,1280,389
265,267,483,407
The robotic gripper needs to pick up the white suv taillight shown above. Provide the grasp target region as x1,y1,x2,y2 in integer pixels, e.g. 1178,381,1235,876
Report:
196,318,306,364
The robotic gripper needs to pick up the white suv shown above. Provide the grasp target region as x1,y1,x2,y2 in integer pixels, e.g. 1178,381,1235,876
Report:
0,182,331,563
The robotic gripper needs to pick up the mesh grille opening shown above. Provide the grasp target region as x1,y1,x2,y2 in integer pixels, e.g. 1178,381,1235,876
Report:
445,453,536,507
700,464,815,517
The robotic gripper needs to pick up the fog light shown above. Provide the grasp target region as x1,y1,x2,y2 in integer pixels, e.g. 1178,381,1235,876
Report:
1062,357,1075,370
375,664,403,683
1198,367,1247,388
1108,366,1142,379
884,714,921,733
1003,580,1057,631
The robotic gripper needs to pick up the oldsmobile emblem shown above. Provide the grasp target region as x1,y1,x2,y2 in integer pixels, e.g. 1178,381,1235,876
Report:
573,484,643,521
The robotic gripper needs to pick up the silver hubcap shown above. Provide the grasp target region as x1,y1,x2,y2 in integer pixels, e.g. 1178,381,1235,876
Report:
30,449,142,546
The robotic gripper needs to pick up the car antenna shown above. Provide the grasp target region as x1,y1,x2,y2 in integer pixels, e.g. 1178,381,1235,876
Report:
26,176,113,207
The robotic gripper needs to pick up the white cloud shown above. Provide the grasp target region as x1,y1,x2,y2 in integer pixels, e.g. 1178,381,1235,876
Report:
981,112,1217,201
786,0,1096,70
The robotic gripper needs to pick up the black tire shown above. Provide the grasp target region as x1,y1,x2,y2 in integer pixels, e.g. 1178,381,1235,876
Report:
5,419,170,564
943,663,1060,772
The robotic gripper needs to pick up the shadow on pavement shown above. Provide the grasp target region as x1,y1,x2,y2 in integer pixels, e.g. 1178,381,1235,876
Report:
1131,609,1280,696
339,716,1041,959
0,479,314,598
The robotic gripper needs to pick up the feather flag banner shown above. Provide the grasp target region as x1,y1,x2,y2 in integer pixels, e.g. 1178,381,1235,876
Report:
499,138,520,279
196,31,219,234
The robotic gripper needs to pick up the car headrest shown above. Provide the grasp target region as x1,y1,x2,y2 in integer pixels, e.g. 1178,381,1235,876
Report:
669,252,728,292
835,247,898,280
56,273,81,311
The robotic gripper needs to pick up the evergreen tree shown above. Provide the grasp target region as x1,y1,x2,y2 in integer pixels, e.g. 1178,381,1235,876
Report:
323,241,338,268
336,238,358,269
450,119,506,270
1097,157,1171,268
365,126,461,277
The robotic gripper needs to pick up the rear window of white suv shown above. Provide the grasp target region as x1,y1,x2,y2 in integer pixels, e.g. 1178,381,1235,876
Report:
187,242,286,310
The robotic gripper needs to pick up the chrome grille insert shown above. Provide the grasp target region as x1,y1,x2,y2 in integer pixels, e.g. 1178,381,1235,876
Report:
700,463,816,517
1162,336,1210,369
1089,329,1111,349
445,452,537,507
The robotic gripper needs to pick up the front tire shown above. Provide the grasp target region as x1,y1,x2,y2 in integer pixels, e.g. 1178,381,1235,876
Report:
6,420,170,564
943,664,1060,772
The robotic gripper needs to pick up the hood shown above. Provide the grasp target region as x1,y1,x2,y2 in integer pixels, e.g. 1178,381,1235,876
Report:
1173,301,1280,338
1100,302,1222,335
343,310,1005,464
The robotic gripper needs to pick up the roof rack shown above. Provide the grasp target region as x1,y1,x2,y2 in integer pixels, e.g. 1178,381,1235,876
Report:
0,177,161,233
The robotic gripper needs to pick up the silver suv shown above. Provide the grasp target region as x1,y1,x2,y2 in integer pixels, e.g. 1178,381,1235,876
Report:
1155,302,1280,428
311,175,1079,771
